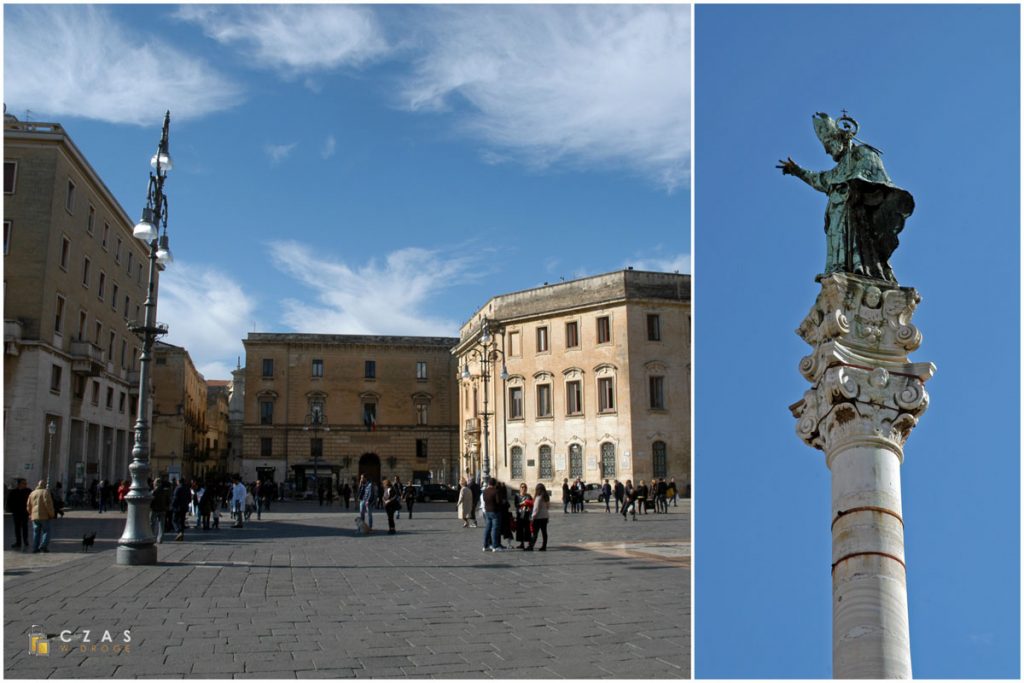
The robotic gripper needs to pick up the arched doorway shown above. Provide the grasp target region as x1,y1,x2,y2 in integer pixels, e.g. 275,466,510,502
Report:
359,453,381,488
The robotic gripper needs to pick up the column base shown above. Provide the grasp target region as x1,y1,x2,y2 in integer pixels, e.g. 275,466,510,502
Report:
115,543,157,565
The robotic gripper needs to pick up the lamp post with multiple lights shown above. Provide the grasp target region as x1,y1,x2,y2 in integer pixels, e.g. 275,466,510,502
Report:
303,409,330,495
117,112,174,566
460,317,508,484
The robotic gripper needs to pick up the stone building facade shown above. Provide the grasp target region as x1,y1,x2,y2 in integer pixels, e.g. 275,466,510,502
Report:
151,341,208,481
240,333,459,492
3,114,151,488
205,380,230,476
453,269,690,490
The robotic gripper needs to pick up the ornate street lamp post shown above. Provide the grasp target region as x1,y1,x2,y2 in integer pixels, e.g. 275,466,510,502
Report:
46,420,57,488
461,317,508,484
303,410,329,495
117,112,174,566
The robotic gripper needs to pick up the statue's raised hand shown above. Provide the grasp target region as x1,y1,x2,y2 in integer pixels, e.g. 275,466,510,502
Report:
776,157,800,176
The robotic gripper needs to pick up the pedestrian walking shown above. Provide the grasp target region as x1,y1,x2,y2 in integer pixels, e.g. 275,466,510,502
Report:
382,478,400,534
403,484,416,520
357,474,374,531
614,479,624,514
602,479,612,513
230,476,247,528
27,481,56,553
469,478,481,522
527,483,549,551
669,477,678,507
637,480,648,515
482,478,506,551
150,478,171,543
341,481,352,509
457,477,475,528
562,478,570,513
622,480,638,521
118,480,130,513
394,476,404,519
325,483,334,507
7,479,31,550
171,479,191,541
514,483,533,550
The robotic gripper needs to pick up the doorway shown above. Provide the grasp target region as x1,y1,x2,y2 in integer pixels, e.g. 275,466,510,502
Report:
359,453,381,488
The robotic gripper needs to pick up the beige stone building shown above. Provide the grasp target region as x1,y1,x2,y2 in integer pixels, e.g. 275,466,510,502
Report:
4,114,152,489
151,341,208,481
205,380,230,476
240,333,459,492
454,269,690,490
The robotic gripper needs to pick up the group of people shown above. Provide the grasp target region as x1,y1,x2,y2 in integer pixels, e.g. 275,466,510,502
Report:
562,477,681,515
354,474,417,534
456,477,551,551
5,479,56,553
148,475,258,542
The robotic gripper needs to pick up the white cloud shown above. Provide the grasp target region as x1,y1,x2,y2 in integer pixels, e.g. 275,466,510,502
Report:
176,5,389,75
628,252,691,274
265,143,297,163
321,134,337,160
401,5,689,191
4,5,242,125
268,241,487,336
158,262,256,381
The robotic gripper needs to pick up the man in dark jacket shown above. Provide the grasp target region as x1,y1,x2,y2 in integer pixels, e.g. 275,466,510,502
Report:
482,478,506,552
150,478,171,543
614,480,625,514
6,479,31,550
170,479,191,541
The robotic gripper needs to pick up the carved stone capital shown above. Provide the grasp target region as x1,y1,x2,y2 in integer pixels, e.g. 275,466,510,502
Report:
792,274,935,459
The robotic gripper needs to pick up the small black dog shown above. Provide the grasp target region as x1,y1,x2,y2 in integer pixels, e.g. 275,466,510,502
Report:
82,532,97,552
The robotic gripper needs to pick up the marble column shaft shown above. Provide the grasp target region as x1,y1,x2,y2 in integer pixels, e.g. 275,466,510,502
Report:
790,273,935,680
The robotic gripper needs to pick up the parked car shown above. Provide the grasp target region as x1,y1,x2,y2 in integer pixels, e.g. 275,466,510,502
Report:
582,483,605,502
414,483,459,503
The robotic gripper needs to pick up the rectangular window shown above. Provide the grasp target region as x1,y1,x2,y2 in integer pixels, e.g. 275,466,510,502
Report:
120,339,127,369
98,271,106,301
260,437,273,458
597,316,611,344
536,384,552,418
87,205,95,234
416,403,428,426
416,439,428,459
137,263,143,285
536,326,549,353
60,236,70,270
91,380,100,405
4,161,16,194
82,257,91,287
66,178,76,213
262,358,274,378
508,386,523,420
260,400,274,425
3,220,10,255
127,251,133,275
310,438,323,459
123,295,130,318
101,223,109,250
50,364,62,393
94,321,102,345
647,314,662,341
107,331,115,361
565,321,579,348
363,403,377,430
598,377,615,412
111,283,119,310
508,330,521,357
54,295,66,334
78,311,87,340
106,386,114,409
115,238,122,264
312,358,324,378
566,380,583,415
416,361,427,380
364,360,376,379
119,392,126,413
649,376,665,410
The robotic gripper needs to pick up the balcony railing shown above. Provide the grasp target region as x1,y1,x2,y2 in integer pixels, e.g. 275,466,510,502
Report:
69,340,105,376
464,418,481,435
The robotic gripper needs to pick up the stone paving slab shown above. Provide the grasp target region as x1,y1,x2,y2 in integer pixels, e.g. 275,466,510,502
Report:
4,499,689,678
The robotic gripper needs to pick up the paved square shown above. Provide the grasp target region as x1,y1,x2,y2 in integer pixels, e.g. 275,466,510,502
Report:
4,500,689,678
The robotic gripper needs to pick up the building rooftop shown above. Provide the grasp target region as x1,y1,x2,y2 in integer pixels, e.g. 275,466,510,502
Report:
244,333,460,348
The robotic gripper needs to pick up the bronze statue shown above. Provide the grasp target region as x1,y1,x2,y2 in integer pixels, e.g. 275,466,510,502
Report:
779,112,914,282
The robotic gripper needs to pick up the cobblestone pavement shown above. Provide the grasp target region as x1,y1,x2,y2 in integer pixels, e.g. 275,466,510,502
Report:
4,499,690,679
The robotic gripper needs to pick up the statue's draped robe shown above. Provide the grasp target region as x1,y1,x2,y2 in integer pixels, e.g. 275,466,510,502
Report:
798,144,914,282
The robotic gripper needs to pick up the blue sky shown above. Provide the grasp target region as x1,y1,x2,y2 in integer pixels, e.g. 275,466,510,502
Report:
4,4,689,379
694,4,1019,679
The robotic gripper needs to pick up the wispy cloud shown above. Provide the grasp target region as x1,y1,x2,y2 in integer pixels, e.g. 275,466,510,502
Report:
400,5,689,191
158,262,257,380
268,241,488,335
265,143,297,163
4,5,242,125
321,134,337,160
628,251,691,274
176,5,389,75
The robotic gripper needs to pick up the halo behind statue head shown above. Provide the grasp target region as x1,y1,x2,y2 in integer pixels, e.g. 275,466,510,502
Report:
812,112,856,146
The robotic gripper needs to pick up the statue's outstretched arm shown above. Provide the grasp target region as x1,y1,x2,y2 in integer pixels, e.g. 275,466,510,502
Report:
777,157,828,193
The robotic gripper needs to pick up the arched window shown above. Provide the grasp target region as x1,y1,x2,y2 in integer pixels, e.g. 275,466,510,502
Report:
510,446,523,479
601,442,615,478
653,441,667,478
569,444,583,478
539,445,553,479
